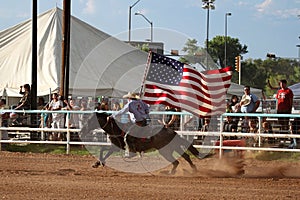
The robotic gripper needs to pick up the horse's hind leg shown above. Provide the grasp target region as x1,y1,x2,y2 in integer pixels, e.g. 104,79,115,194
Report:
158,149,179,175
175,147,197,172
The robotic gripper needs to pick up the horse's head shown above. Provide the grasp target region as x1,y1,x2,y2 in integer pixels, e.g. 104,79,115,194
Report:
94,112,110,127
80,111,125,137
79,113,101,136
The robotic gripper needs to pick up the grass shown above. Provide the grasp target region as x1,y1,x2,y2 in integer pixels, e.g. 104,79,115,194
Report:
252,151,300,161
2,143,300,162
3,144,90,155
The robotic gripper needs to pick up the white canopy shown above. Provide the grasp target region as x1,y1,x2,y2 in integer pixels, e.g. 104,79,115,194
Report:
289,83,300,99
0,7,148,97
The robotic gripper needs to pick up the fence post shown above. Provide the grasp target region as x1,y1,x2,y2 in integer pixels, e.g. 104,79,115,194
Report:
219,115,224,158
66,112,70,154
258,116,262,147
0,116,2,151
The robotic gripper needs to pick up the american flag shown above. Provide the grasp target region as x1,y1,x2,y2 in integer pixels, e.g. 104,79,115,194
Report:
141,52,232,117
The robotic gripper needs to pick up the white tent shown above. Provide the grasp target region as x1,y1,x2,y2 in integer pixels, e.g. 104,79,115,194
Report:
289,83,300,99
0,7,148,98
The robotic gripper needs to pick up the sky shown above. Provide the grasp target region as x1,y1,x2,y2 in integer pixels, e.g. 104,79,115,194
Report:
0,0,299,60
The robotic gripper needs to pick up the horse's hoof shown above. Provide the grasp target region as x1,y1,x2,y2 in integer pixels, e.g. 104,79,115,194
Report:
92,161,101,168
192,165,197,173
169,169,176,175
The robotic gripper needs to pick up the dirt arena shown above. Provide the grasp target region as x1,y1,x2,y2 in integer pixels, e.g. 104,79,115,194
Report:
1,151,300,200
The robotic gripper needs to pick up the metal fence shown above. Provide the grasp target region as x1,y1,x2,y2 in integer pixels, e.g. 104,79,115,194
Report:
1,109,300,157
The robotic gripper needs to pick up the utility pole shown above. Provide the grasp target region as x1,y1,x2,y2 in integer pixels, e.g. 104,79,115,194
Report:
235,55,241,85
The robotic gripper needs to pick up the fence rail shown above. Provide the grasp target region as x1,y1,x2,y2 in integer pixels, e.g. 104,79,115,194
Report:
1,110,300,157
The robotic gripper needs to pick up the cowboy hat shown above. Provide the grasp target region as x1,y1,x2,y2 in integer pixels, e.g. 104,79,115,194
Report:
240,95,251,106
123,92,140,99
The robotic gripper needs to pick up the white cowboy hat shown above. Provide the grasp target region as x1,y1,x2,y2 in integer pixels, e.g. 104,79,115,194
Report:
240,95,251,106
123,92,140,99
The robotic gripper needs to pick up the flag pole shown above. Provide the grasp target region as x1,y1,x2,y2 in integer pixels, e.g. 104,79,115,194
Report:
139,51,152,98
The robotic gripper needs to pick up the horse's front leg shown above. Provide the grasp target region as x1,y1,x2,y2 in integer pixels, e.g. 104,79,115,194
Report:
92,145,118,168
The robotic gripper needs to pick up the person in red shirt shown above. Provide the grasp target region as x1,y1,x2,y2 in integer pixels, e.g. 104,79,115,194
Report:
276,79,294,131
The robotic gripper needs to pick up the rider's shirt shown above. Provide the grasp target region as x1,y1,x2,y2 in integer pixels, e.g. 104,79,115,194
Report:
112,99,150,123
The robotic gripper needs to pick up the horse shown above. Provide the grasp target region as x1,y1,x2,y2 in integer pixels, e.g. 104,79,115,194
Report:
81,112,205,175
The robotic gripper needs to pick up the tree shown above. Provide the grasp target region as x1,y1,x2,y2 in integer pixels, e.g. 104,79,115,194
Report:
180,36,248,69
208,36,248,68
180,39,218,70
181,39,201,55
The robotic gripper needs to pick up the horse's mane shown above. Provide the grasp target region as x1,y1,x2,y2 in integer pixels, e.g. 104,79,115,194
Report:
96,112,125,136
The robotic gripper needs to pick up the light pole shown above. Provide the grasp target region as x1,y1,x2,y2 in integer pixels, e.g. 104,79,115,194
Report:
135,12,153,42
128,0,141,43
297,44,300,60
202,0,215,67
224,12,231,68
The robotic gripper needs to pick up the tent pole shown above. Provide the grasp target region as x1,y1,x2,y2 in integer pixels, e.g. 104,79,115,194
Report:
60,0,71,100
31,0,37,110
64,0,71,100
60,5,65,99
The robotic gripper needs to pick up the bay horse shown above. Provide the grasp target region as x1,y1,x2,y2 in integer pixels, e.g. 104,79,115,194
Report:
81,112,205,174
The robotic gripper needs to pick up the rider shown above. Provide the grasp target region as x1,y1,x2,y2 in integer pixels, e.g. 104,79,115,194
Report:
110,92,150,157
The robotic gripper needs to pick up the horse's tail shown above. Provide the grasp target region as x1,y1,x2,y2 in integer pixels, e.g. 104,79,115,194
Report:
187,143,200,157
174,134,198,156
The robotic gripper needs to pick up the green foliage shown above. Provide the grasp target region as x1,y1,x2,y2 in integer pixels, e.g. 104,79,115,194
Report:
181,38,201,55
5,144,90,155
136,43,150,52
254,151,300,161
208,35,248,68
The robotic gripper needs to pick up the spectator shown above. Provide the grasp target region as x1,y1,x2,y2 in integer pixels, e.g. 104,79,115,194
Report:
94,102,101,111
63,98,80,128
228,95,240,113
15,84,31,110
249,119,258,133
289,117,300,149
79,99,90,129
262,121,274,144
228,95,241,125
158,105,181,130
241,117,250,133
276,79,293,132
37,97,49,129
48,93,64,140
223,116,238,140
223,116,238,132
248,119,258,146
100,102,109,111
37,97,46,110
184,115,204,131
240,86,260,113
112,101,121,111
10,84,31,125
201,117,210,132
